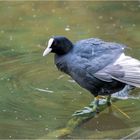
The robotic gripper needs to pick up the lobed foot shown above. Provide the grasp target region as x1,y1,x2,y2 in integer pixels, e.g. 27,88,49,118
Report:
72,95,112,116
72,106,95,116
72,96,99,116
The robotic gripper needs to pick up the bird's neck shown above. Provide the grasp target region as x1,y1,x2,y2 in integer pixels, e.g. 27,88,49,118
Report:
54,54,70,74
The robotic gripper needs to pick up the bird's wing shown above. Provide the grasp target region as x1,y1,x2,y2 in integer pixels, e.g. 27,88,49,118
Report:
74,38,126,74
94,53,140,88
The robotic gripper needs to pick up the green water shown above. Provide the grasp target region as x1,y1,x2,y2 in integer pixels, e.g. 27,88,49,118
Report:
0,1,140,139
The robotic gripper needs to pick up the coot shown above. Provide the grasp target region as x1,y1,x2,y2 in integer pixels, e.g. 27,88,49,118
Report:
43,36,140,115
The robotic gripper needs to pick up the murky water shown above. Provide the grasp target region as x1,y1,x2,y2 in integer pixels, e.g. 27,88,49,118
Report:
0,1,140,139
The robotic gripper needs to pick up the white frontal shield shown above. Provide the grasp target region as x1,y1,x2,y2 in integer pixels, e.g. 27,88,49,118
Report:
43,38,54,56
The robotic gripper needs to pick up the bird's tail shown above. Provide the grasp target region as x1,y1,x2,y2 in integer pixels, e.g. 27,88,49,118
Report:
113,53,140,88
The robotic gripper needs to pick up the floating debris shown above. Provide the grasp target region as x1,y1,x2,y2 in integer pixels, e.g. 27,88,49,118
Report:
34,87,54,93
7,78,10,81
68,79,76,83
45,127,49,131
57,75,65,79
65,25,71,31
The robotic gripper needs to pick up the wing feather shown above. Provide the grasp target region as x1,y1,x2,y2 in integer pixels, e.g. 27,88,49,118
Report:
94,53,140,88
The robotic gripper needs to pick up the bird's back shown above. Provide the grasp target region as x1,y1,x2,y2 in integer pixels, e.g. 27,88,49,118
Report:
55,38,126,95
72,38,125,72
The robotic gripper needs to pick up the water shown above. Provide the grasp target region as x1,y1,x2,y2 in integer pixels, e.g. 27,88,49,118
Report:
0,1,140,139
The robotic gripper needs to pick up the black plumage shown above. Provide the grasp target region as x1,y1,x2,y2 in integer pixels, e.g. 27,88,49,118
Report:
43,36,140,115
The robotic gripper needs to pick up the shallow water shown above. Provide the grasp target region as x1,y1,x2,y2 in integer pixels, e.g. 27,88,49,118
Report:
0,1,140,139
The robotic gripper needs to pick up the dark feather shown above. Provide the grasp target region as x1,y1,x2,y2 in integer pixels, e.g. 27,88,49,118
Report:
55,38,127,96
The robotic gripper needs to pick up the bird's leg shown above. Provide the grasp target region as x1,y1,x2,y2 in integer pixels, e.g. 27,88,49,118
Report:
72,96,99,116
107,95,112,106
89,96,99,112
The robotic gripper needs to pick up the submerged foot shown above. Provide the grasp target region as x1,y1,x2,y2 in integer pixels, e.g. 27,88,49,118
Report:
72,95,112,116
72,105,99,116
72,97,99,116
72,106,95,116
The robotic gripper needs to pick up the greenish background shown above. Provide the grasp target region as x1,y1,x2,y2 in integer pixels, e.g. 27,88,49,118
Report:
0,1,140,139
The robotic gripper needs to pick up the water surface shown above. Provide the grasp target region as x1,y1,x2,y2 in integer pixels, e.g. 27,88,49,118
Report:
0,1,140,139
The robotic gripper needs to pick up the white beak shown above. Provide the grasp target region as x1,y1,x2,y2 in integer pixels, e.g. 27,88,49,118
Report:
43,38,54,56
43,47,52,56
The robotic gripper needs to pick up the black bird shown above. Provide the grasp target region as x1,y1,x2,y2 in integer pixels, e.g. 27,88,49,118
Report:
43,36,140,115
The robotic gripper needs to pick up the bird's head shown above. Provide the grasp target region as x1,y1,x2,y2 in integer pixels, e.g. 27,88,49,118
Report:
43,36,73,56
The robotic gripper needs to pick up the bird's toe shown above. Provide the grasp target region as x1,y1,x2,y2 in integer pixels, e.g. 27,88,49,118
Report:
72,107,94,116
